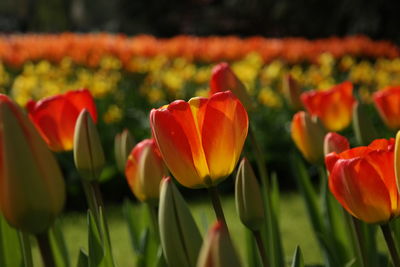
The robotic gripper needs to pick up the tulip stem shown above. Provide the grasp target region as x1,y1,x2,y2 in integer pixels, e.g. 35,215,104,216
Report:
248,125,269,189
19,232,33,267
346,215,367,267
208,186,228,230
147,203,160,241
381,223,400,267
253,230,269,267
36,232,55,267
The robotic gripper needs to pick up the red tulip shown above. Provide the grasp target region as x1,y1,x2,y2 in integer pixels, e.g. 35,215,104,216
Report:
125,139,168,203
325,138,400,223
301,82,356,131
373,86,400,129
150,91,248,188
324,132,350,156
27,89,97,151
210,62,254,111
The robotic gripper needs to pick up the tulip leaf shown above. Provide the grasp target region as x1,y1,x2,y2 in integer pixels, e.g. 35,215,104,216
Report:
245,229,262,267
88,210,104,267
270,172,280,219
290,246,304,267
49,219,70,267
0,214,24,267
76,248,89,267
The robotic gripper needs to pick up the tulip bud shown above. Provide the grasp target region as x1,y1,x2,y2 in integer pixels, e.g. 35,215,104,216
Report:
197,221,242,267
210,62,254,111
323,132,349,156
352,102,377,146
291,111,326,163
74,109,105,181
235,158,264,231
0,95,65,234
125,139,167,204
282,74,302,110
159,177,202,267
114,129,135,173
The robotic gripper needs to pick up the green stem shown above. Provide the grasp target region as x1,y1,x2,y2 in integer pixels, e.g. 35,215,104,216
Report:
18,232,33,267
253,230,269,267
352,217,369,267
36,232,55,267
146,203,160,242
343,213,366,267
208,186,228,230
81,180,100,222
381,224,400,267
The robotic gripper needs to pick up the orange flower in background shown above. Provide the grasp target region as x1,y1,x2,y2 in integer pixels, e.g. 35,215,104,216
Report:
373,86,400,129
301,81,356,131
27,89,97,151
325,138,400,223
125,139,168,203
291,111,325,163
150,91,248,188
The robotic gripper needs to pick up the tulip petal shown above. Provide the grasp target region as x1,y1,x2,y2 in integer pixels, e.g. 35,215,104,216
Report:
329,158,392,223
201,92,248,181
373,87,400,129
150,108,204,188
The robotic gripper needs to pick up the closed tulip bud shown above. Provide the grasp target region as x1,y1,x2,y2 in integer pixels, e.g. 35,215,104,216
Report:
115,129,135,173
235,158,264,231
352,102,378,146
395,131,400,193
324,132,349,156
159,177,202,267
197,221,242,267
291,111,326,164
74,109,105,181
282,74,302,110
0,95,65,234
210,62,254,111
125,139,168,204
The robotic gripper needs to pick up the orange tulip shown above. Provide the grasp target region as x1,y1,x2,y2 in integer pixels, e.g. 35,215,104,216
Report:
373,86,400,129
125,139,168,203
209,62,254,111
301,81,356,131
0,95,65,233
150,91,248,188
291,111,325,163
325,138,400,223
26,89,97,151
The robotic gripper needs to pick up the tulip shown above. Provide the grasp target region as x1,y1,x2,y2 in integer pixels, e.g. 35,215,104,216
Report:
0,95,65,234
74,109,105,181
150,91,248,188
125,139,168,203
325,138,400,223
324,132,349,156
301,81,356,131
395,131,400,193
114,129,135,173
196,221,242,267
373,86,400,130
27,89,97,151
282,74,302,110
159,177,202,267
291,111,325,164
210,62,254,111
235,158,264,231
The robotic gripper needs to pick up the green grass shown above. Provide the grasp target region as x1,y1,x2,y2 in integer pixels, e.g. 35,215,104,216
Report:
29,193,353,266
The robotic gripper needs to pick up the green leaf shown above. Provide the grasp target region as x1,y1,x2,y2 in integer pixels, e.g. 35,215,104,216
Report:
88,210,104,267
76,248,89,267
0,214,24,267
270,172,280,219
291,246,304,267
123,200,146,253
49,219,70,267
99,166,118,183
245,229,262,267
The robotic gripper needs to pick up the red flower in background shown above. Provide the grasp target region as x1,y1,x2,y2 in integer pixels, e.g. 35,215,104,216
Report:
373,86,400,130
325,138,400,223
301,81,356,132
27,89,97,151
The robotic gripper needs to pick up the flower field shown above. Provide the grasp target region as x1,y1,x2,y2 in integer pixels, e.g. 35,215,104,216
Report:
2,33,400,267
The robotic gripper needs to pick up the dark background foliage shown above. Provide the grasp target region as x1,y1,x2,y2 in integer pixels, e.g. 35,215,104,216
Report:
1,0,400,43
